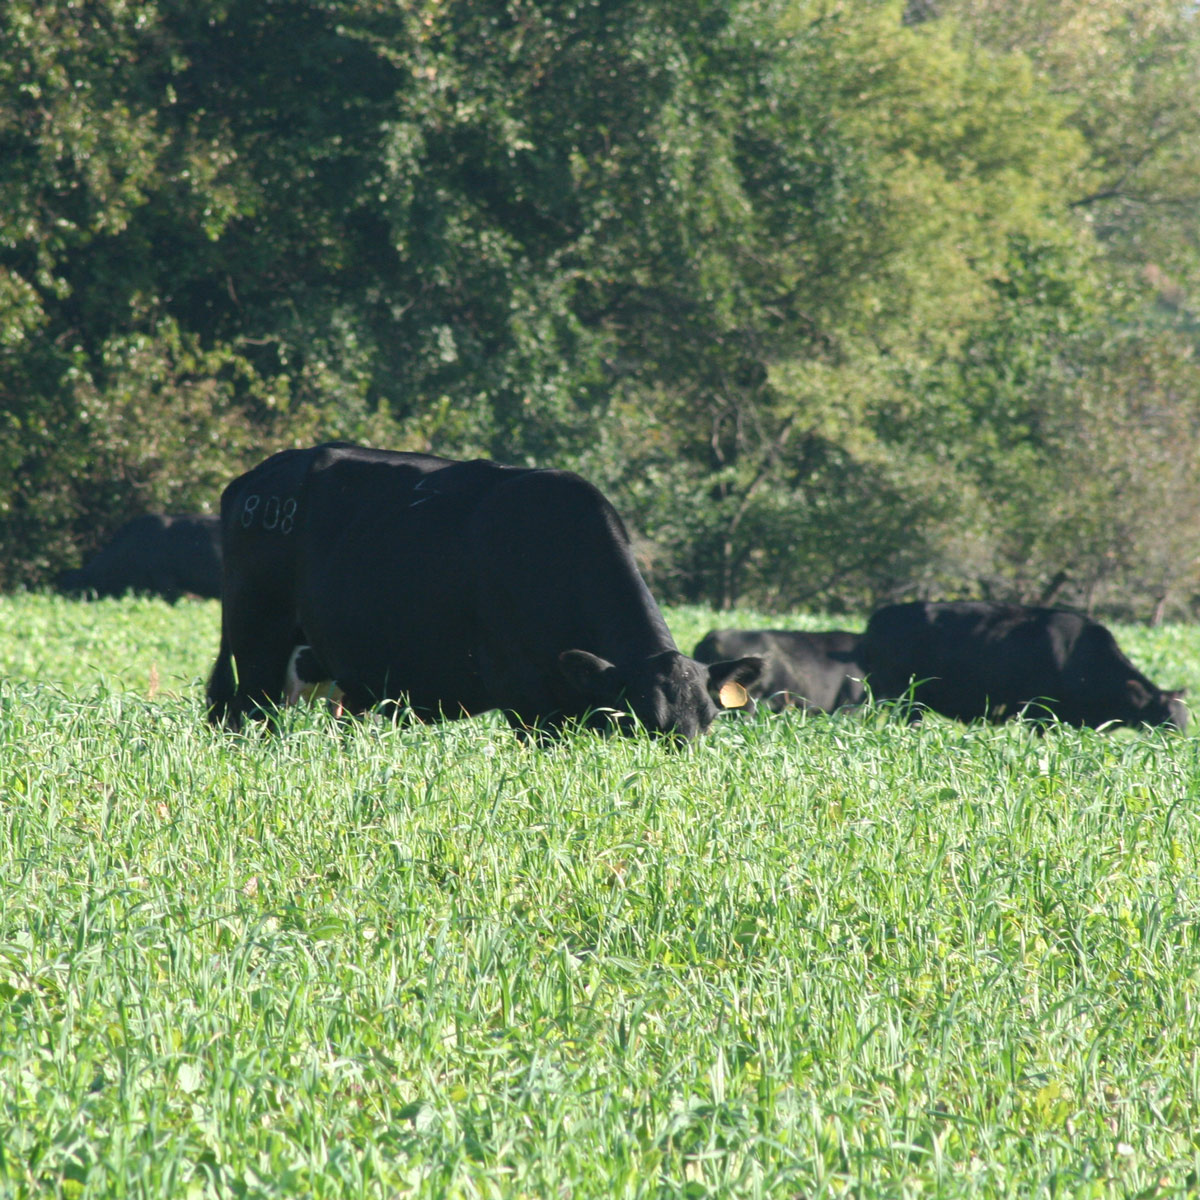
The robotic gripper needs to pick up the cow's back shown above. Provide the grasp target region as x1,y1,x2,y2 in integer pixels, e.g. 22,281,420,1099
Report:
862,602,1067,720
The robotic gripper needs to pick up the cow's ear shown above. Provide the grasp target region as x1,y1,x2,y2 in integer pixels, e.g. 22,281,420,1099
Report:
705,655,764,707
558,649,622,702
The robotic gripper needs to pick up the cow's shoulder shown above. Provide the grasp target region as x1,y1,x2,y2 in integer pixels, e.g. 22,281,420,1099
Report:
488,464,612,503
479,465,631,542
1045,610,1129,668
1031,606,1093,634
1015,606,1102,655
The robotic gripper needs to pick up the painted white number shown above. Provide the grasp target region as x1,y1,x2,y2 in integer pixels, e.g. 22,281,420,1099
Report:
240,493,297,533
240,494,260,528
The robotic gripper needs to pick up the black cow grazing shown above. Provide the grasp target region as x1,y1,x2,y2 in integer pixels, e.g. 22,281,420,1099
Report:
860,601,1188,731
56,513,222,602
693,629,865,714
206,443,763,739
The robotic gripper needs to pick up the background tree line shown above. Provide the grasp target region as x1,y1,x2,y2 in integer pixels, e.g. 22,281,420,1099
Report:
2,0,1198,617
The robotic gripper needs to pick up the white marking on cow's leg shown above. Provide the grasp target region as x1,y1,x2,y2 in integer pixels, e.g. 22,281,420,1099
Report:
284,646,311,705
284,645,345,715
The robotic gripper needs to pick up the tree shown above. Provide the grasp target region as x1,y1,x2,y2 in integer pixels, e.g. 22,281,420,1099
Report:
932,0,1200,311
574,0,1091,608
2,0,1197,615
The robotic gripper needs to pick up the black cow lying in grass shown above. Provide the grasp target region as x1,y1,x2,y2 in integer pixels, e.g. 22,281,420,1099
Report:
860,601,1187,731
693,628,865,714
207,442,763,740
56,513,222,602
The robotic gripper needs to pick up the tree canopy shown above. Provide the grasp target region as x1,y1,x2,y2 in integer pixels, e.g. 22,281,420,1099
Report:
2,0,1198,617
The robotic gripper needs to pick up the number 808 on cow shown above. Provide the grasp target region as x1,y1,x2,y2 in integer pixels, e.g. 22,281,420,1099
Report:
240,494,297,534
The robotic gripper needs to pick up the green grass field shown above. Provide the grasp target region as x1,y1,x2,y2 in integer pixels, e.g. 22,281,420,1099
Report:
3,594,1200,1197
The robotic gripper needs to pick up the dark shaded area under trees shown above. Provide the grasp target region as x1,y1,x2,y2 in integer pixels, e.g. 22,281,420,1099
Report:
2,0,1199,618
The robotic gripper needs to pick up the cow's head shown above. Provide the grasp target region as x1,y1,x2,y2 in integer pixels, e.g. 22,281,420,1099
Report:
1128,681,1188,731
557,649,764,739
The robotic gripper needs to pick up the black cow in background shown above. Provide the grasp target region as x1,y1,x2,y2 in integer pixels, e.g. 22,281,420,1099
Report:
207,442,763,740
693,629,865,714
56,514,222,602
861,601,1187,730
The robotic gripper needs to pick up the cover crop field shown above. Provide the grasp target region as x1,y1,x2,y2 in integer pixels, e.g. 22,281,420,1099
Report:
2,595,1200,1198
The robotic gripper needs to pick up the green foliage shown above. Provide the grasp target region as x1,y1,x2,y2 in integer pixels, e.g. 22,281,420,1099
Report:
937,0,1200,285
1,0,1198,612
894,233,1200,617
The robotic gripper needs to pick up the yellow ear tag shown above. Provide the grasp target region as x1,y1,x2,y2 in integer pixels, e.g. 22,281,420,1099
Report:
718,680,750,709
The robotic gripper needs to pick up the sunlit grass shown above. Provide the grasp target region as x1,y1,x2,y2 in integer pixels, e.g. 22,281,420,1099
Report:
3,594,1200,1197
0,592,219,697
